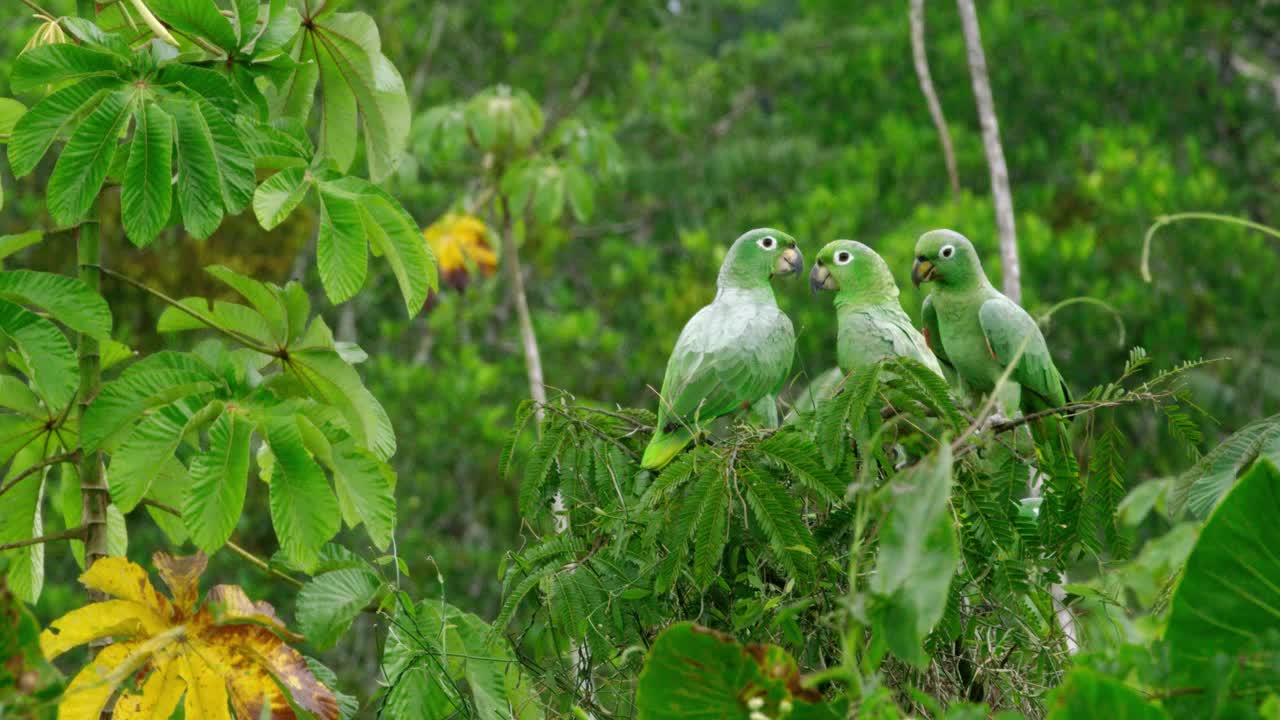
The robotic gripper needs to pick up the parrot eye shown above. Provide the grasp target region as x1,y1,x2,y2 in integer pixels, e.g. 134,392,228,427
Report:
834,251,853,266
757,236,777,250
940,244,956,259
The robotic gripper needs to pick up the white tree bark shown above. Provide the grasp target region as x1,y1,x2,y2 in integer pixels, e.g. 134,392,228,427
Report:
956,0,1021,303
910,0,961,196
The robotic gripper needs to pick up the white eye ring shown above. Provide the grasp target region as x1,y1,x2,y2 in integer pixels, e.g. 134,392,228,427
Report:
940,244,955,259
834,251,853,266
757,236,777,250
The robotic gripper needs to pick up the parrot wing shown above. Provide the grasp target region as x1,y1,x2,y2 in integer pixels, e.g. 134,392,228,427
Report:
920,294,953,371
880,306,946,378
657,301,795,430
978,296,1069,408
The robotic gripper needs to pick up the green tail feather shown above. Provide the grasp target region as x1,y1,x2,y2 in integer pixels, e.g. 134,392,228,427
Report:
642,427,694,470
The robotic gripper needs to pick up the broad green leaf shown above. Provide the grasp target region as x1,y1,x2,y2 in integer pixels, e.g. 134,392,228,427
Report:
156,64,239,111
0,375,44,418
81,352,220,451
635,622,831,719
10,44,122,93
149,0,239,51
253,166,312,231
145,458,191,546
356,184,435,314
328,438,395,550
1166,459,1280,682
0,98,27,136
196,98,255,214
106,504,127,557
121,103,174,247
0,270,111,340
0,231,44,263
107,402,193,512
316,182,367,304
870,442,958,668
233,0,260,46
296,567,380,651
205,265,289,343
169,98,223,239
256,0,301,54
46,89,133,227
564,164,594,222
1046,668,1167,719
0,298,78,409
303,12,410,180
8,78,117,177
382,665,458,718
263,416,340,571
183,411,252,553
0,445,48,603
287,348,394,459
270,31,318,120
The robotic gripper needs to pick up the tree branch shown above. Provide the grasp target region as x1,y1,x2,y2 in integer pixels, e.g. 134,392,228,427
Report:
139,499,305,590
957,0,1020,303
910,0,961,195
0,450,80,499
0,526,84,552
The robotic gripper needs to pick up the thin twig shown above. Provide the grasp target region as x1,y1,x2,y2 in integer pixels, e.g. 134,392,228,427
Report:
139,499,306,590
0,526,84,552
0,450,80,499
89,264,280,355
910,0,960,195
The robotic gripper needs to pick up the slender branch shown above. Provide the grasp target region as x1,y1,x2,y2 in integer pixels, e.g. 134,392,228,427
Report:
539,403,638,459
89,264,280,355
0,450,80,499
957,0,1020,303
139,499,306,589
910,0,961,195
1141,212,1280,282
0,526,84,552
498,194,548,425
19,0,56,19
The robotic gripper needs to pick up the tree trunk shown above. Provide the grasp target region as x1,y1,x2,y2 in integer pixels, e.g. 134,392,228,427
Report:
956,0,1020,303
77,204,108,600
910,0,961,196
498,197,548,422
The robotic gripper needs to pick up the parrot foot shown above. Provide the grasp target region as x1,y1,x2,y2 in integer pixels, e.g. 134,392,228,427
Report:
981,412,1010,432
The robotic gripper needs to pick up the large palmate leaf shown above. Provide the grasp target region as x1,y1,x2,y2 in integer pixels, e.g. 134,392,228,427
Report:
870,443,958,668
0,270,111,340
262,415,340,571
1166,460,1280,683
82,351,222,451
121,102,174,247
284,9,410,181
0,298,79,409
296,567,381,651
315,181,368,304
286,348,395,460
46,88,134,226
8,76,120,177
183,411,253,553
9,43,125,94
0,445,49,603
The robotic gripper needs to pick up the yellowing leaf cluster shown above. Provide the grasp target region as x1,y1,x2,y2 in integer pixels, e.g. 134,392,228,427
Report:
41,553,338,720
422,213,496,294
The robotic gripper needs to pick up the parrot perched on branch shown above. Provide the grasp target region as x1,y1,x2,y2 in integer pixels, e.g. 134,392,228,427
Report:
810,239,944,379
912,229,1070,421
641,228,804,470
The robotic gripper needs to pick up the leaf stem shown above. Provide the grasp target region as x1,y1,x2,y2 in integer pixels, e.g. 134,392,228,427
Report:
139,498,305,589
0,525,84,552
0,450,80,499
124,0,180,47
1141,212,1280,282
88,264,280,355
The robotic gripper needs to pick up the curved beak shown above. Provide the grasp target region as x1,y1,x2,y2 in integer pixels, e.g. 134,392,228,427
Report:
911,257,936,288
774,242,803,277
809,261,837,294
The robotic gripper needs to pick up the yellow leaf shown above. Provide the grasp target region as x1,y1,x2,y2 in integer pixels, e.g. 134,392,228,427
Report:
178,651,232,720
153,551,207,615
42,552,339,720
56,642,136,720
423,213,497,292
113,653,184,720
40,600,168,660
80,556,173,619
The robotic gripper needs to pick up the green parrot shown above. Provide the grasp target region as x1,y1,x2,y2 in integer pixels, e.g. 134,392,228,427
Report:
911,229,1070,418
641,228,804,470
810,239,944,378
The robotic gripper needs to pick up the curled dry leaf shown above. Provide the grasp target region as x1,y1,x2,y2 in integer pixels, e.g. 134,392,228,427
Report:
39,552,338,720
422,213,496,301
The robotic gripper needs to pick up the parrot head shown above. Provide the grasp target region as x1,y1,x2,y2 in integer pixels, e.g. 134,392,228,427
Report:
809,239,898,298
719,228,803,288
912,229,983,289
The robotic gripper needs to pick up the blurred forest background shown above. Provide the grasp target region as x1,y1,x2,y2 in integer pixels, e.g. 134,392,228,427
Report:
4,0,1279,693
